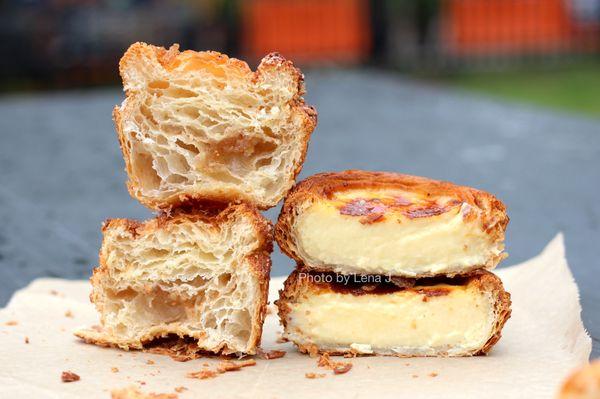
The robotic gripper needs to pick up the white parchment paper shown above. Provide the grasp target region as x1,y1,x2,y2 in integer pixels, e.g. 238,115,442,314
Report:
0,234,591,398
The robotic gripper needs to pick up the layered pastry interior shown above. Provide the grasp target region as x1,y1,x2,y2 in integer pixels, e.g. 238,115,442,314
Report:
288,187,507,277
75,205,271,355
277,269,511,356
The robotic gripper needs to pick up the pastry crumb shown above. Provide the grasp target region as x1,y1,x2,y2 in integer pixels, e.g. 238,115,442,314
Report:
258,349,286,360
111,367,119,373
65,310,74,318
174,386,187,393
305,344,320,358
61,371,80,382
110,386,178,399
305,372,326,379
317,353,353,375
5,320,18,326
187,359,256,380
187,369,218,380
146,359,155,365
333,363,353,375
24,336,29,344
216,359,256,373
429,372,438,377
412,374,419,378
317,353,334,368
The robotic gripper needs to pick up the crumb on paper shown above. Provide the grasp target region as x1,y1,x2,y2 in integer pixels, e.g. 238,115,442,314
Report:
317,353,334,368
317,353,353,375
333,363,353,375
429,372,438,377
187,359,256,380
187,369,218,380
405,363,410,366
258,349,286,360
110,386,178,399
216,359,256,373
308,345,320,358
112,367,119,373
305,373,326,379
174,387,187,393
24,336,29,344
412,374,419,378
146,359,155,365
61,371,80,383
137,380,147,385
50,290,59,296
202,362,209,367
5,320,18,326
65,310,74,318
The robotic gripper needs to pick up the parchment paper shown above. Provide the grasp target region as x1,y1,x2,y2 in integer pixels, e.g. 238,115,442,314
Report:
0,234,591,398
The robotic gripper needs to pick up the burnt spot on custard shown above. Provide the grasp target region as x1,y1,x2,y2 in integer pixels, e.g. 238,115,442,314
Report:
338,196,463,222
404,206,447,219
339,198,387,216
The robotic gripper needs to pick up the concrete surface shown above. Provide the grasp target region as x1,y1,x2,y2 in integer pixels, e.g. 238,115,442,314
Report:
0,69,598,356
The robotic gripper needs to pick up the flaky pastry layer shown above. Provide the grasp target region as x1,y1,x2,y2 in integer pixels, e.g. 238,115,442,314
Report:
75,203,272,355
114,42,317,210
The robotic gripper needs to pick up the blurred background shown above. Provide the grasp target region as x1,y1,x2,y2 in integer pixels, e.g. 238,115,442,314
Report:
2,0,600,115
0,0,599,354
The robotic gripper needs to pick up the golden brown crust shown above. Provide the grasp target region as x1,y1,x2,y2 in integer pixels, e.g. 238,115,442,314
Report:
114,42,317,211
101,202,273,254
559,360,600,399
276,268,511,357
78,202,272,356
472,272,512,355
275,170,509,275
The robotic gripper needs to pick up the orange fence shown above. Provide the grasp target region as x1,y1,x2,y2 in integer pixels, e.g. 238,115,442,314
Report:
443,0,599,55
240,0,372,64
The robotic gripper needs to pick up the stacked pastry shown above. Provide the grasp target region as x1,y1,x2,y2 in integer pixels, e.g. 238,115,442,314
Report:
75,42,317,356
275,171,512,356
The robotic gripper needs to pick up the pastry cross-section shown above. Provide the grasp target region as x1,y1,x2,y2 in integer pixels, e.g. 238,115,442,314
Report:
276,269,511,356
276,170,509,277
75,204,272,355
114,42,317,210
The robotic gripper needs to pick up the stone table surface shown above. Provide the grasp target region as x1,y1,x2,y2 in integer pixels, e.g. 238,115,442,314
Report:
1,69,598,356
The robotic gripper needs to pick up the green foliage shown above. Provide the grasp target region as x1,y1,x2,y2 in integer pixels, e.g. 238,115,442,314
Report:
443,62,600,118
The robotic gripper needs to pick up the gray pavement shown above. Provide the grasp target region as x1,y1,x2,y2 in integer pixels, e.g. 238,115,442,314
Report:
0,69,599,356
